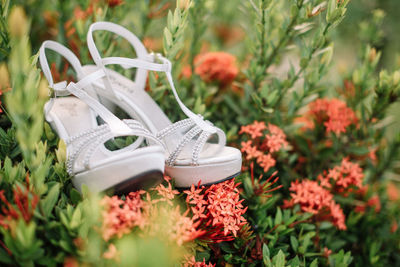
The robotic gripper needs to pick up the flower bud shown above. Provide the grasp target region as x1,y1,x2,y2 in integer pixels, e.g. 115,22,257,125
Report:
56,139,67,163
352,70,361,85
44,122,55,141
0,63,10,91
178,0,191,9
8,6,28,38
369,47,377,62
38,79,49,100
309,2,326,18
393,70,400,86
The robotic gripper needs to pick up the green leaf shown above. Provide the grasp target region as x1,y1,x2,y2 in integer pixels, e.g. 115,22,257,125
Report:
290,235,298,252
195,250,210,262
41,183,60,217
243,176,254,196
346,146,369,156
326,0,337,22
70,207,81,229
275,250,285,267
262,244,272,267
219,242,237,253
309,259,318,267
0,247,13,264
275,207,282,225
69,188,82,205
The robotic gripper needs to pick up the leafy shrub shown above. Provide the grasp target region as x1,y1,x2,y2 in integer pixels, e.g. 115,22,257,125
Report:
0,0,399,266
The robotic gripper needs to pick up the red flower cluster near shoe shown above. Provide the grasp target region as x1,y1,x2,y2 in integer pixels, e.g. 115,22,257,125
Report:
100,177,248,251
296,98,358,135
240,121,288,172
283,159,365,230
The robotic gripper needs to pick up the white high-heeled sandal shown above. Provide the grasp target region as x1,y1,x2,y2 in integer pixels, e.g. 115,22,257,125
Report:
39,40,165,193
82,22,242,188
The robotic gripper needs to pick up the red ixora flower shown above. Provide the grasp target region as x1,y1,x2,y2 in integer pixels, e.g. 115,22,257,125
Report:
296,98,358,135
184,179,248,243
100,191,147,241
284,179,346,230
256,154,276,173
194,52,238,86
285,159,365,230
0,174,39,229
239,121,267,139
263,124,289,153
100,178,204,247
323,247,332,258
107,0,124,8
240,122,288,173
152,181,180,205
318,158,364,193
240,140,262,160
0,174,39,256
182,255,215,267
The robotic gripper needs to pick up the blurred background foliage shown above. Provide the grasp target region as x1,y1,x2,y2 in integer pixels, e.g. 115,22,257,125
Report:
0,0,400,266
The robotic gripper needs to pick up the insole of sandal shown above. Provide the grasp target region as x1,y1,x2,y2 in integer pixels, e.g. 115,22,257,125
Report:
48,96,97,138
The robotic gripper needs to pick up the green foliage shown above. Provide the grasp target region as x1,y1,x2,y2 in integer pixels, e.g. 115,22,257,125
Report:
0,0,399,266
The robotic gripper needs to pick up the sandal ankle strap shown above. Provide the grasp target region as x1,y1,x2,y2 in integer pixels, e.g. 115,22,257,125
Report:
87,22,218,135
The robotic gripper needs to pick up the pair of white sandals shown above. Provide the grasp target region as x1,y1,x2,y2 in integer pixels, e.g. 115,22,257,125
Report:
39,22,241,194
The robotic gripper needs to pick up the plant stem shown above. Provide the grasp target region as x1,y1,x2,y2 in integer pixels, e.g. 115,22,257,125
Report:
264,0,304,69
259,3,266,66
276,23,331,107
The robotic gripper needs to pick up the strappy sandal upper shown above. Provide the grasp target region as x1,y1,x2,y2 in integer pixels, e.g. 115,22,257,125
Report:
83,22,242,187
39,41,165,193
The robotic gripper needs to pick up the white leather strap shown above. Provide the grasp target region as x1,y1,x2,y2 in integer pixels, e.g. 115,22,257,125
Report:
66,79,133,136
39,41,101,115
39,41,140,136
39,40,84,89
102,57,170,72
87,21,148,98
87,22,217,134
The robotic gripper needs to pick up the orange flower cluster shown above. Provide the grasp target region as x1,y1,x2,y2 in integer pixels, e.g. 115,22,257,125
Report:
100,191,147,241
182,255,215,267
284,179,347,230
0,175,39,230
263,124,289,153
240,121,288,172
152,181,179,205
100,178,248,248
166,207,204,246
318,158,364,193
387,182,400,201
100,181,204,246
284,159,364,230
184,179,248,243
107,0,124,8
296,98,358,135
103,244,119,260
239,121,266,139
355,195,381,214
194,52,238,86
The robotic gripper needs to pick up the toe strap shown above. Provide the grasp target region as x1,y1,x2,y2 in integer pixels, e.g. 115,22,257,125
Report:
159,118,226,166
191,126,226,166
